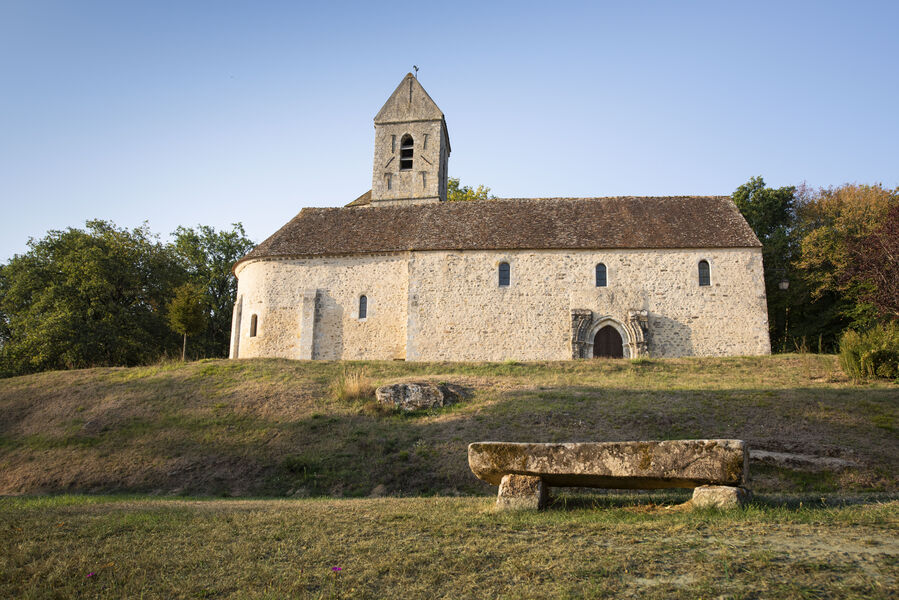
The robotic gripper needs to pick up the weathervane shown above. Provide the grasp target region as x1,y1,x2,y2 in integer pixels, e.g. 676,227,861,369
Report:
413,65,419,79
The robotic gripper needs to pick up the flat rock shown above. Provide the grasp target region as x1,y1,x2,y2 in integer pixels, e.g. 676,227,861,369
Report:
376,382,461,411
468,440,748,489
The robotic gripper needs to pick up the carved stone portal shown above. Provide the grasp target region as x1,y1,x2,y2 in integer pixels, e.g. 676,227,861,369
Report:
570,308,650,358
570,309,594,359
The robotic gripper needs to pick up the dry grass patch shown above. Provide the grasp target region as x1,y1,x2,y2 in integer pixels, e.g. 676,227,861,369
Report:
0,355,896,497
1,494,897,599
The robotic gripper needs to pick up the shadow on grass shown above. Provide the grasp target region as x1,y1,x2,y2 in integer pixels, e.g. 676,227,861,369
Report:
545,489,899,512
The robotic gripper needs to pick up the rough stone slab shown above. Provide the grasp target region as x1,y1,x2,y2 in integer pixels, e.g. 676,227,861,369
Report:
497,474,547,510
375,382,461,411
468,440,748,489
691,485,751,509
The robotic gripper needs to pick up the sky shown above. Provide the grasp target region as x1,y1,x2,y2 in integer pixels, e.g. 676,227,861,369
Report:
1,0,897,261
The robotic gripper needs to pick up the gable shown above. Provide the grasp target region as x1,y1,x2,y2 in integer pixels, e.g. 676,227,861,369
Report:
374,73,445,124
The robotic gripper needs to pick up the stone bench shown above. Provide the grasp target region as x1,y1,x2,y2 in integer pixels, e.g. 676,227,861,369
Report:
468,439,750,510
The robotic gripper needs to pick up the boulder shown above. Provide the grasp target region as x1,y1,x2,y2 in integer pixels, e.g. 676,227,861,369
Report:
468,440,748,489
376,382,461,411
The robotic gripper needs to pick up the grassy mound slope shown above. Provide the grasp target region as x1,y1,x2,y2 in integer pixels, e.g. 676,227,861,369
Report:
0,355,896,497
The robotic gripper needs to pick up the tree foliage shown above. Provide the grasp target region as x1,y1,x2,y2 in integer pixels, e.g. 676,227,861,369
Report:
170,224,255,358
844,203,899,320
0,221,181,374
0,221,254,376
733,178,898,352
166,283,208,361
446,177,494,202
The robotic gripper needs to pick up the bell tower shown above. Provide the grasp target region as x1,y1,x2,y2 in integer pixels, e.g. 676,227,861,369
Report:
370,73,450,206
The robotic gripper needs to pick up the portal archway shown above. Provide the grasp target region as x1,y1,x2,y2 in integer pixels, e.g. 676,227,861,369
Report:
593,325,624,358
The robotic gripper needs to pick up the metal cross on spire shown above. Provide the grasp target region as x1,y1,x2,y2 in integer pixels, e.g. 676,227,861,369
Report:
413,65,419,79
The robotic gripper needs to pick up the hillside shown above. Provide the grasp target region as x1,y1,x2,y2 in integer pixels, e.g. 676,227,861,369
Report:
0,355,896,497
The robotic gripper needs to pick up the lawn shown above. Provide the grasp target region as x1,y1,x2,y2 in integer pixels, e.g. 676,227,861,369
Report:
1,494,896,599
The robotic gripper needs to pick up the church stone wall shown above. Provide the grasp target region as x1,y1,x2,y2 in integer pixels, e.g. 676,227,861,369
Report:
231,247,770,362
406,248,770,361
233,255,408,360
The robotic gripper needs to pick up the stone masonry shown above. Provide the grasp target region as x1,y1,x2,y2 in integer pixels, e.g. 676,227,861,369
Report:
231,246,770,360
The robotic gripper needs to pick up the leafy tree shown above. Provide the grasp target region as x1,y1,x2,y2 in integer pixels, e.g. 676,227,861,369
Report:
0,220,182,374
166,283,208,360
732,177,797,350
170,224,255,358
794,183,898,342
845,203,899,320
446,177,494,202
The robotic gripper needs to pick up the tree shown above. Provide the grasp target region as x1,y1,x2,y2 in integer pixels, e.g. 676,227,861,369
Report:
795,183,898,339
0,220,182,375
170,224,255,358
166,283,208,361
446,177,494,202
845,203,899,320
732,177,797,350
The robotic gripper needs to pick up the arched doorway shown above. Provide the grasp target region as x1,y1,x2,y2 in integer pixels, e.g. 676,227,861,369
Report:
593,325,624,358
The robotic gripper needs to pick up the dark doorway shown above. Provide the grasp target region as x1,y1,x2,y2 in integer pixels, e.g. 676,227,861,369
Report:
593,325,623,358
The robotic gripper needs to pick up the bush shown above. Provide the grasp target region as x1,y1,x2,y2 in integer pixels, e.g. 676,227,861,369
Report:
839,322,899,381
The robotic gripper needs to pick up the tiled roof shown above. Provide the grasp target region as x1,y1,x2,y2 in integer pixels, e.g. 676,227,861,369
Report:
237,196,760,269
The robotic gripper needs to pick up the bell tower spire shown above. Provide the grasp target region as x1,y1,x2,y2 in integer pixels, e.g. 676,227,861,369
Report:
370,73,450,206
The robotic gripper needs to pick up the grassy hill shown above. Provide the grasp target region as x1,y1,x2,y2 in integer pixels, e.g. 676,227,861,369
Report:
0,355,896,497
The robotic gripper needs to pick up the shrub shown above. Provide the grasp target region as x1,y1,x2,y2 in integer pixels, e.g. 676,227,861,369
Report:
839,322,899,381
330,368,375,402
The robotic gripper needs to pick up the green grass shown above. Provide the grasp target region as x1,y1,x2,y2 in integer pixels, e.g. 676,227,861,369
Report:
1,494,896,599
0,354,897,497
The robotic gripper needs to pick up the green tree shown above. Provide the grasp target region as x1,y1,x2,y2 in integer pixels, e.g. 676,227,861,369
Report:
732,177,797,350
170,224,255,358
0,220,182,375
166,283,208,361
794,183,898,344
446,177,494,202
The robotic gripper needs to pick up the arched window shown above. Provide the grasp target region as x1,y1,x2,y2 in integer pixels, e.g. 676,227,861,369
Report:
595,263,607,287
498,262,510,287
250,314,258,337
698,260,711,286
359,295,367,319
399,134,413,170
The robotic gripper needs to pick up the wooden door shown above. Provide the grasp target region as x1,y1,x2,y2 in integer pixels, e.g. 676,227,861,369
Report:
593,326,623,358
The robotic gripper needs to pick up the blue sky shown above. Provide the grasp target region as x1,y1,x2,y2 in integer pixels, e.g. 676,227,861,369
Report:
1,1,897,261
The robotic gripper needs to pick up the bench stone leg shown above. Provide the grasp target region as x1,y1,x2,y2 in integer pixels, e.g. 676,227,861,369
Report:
496,474,547,510
692,485,751,509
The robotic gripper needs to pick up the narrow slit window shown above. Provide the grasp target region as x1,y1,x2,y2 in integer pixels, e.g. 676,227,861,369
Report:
698,260,711,286
498,262,510,287
250,314,258,337
595,263,607,287
399,134,413,170
359,295,367,319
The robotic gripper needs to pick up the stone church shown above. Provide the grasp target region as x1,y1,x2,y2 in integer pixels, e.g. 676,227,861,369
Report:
229,74,771,361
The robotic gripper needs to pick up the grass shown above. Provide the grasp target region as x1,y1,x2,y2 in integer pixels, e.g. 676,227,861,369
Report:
1,493,896,599
1,356,897,597
0,355,896,497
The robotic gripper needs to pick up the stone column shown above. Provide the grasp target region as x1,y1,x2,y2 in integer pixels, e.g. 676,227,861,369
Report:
496,474,548,510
